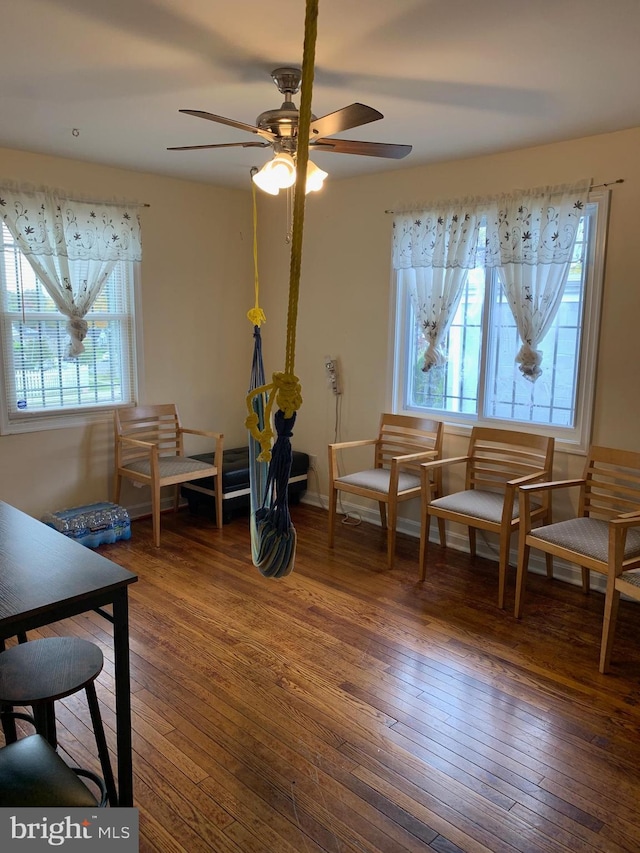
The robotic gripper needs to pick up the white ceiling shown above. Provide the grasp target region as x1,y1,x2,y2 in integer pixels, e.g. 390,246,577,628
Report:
2,0,640,190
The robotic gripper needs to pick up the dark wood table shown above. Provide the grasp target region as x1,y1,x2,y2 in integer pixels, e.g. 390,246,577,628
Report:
0,501,138,805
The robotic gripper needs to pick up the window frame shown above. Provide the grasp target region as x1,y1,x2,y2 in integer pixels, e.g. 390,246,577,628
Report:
390,189,609,452
0,243,144,435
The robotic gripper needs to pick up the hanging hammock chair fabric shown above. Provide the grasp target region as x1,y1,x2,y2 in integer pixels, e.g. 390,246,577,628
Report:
245,0,318,578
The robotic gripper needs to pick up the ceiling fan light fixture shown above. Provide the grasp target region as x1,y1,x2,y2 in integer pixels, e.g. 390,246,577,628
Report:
269,152,297,188
252,153,329,196
252,152,297,194
305,159,328,194
252,163,281,195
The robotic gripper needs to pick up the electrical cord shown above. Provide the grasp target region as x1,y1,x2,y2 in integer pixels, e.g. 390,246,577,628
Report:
331,390,362,528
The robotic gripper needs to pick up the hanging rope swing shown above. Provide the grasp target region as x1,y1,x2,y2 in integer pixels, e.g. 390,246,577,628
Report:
245,0,319,578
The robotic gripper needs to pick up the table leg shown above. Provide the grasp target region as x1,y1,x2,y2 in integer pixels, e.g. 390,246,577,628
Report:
112,588,133,806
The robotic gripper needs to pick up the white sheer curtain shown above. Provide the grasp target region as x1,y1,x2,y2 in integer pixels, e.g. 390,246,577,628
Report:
485,179,591,381
393,202,485,371
0,185,142,358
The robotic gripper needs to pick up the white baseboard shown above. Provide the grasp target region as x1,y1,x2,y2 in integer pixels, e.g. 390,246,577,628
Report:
126,488,609,598
300,492,606,595
122,495,185,520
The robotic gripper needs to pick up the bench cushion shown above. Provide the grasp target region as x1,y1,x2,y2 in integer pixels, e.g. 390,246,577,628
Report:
181,446,309,522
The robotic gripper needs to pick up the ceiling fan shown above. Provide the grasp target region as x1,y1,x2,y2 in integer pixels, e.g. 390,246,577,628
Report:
167,66,412,162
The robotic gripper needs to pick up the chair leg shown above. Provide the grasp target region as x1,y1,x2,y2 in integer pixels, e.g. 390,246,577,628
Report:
85,683,118,806
114,473,122,505
437,518,446,547
600,586,621,674
545,553,554,579
497,533,511,610
515,537,530,619
386,501,397,570
419,511,430,582
378,502,387,530
468,528,477,558
152,480,161,547
215,472,223,531
581,566,590,594
328,488,338,548
174,484,180,513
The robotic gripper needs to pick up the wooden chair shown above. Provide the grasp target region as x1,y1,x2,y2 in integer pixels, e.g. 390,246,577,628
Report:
328,413,443,569
420,427,554,608
114,403,223,547
516,446,640,645
600,538,640,673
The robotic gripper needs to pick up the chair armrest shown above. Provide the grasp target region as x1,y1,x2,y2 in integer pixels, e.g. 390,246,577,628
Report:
420,455,469,503
328,439,377,451
120,437,156,452
328,438,377,482
392,450,438,465
420,455,469,472
608,511,640,575
519,477,586,493
179,428,224,440
507,471,551,488
518,477,586,535
611,511,640,529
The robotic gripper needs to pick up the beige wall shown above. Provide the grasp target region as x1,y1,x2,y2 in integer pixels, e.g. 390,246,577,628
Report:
0,147,253,517
1,125,639,528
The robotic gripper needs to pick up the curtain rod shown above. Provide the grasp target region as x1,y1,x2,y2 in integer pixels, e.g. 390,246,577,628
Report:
65,197,150,208
0,182,150,209
384,178,624,214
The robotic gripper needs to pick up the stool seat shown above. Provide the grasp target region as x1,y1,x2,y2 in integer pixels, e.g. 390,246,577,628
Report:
0,734,102,807
0,637,103,704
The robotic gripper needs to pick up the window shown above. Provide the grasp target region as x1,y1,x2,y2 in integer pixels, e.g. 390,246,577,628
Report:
392,191,608,450
0,222,141,434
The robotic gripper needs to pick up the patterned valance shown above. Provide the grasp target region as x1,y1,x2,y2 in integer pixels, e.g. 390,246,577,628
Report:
0,185,142,262
392,200,486,270
484,179,591,267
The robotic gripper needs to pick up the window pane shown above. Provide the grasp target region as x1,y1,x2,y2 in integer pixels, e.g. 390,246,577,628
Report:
10,318,128,413
405,269,483,414
484,216,588,427
393,199,605,449
0,222,137,425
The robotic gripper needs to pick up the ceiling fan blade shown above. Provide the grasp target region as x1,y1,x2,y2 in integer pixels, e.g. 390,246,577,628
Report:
167,141,270,151
308,103,383,139
179,109,276,142
311,138,412,159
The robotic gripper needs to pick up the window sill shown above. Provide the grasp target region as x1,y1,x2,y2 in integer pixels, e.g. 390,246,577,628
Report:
0,405,127,435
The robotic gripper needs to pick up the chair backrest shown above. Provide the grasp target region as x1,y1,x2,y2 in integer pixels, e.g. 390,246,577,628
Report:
115,404,184,469
579,445,640,519
465,427,554,492
374,413,443,475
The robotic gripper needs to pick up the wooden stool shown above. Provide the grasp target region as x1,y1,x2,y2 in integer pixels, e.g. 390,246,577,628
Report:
0,637,117,805
0,733,106,807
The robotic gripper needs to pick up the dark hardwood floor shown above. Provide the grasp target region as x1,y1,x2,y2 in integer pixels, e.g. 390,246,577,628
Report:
9,502,640,852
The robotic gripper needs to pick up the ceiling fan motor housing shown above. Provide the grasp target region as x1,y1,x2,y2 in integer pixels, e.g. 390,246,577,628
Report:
256,102,299,139
256,69,317,150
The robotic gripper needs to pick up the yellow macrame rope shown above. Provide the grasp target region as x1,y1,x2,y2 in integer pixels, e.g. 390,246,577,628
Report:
245,0,318,458
285,0,318,379
246,178,267,328
245,176,272,460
